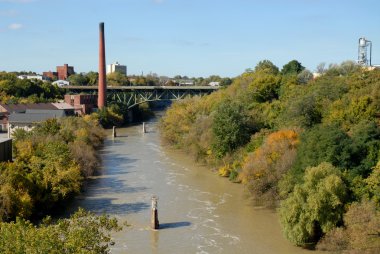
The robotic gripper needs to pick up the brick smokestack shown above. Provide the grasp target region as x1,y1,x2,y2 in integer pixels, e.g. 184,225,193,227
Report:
98,22,106,109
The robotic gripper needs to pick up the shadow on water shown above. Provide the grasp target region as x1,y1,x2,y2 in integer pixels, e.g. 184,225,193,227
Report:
95,154,138,176
111,134,129,138
83,176,149,195
76,198,150,215
159,221,191,229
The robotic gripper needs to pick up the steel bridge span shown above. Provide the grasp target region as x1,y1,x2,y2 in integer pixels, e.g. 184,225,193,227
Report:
65,85,220,109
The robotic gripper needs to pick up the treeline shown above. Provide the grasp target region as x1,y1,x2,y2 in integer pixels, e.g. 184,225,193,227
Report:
0,72,63,103
160,60,380,252
0,116,105,221
0,208,120,253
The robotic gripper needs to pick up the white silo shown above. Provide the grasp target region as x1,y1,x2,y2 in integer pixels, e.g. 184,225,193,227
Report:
358,37,372,66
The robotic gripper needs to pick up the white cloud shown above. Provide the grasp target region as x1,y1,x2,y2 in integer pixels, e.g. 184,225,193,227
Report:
8,23,23,30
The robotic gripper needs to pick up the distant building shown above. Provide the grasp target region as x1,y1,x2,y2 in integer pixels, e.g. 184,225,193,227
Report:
53,80,70,87
208,81,220,87
17,74,49,81
177,79,194,86
51,102,75,116
0,102,75,132
8,109,66,138
57,64,75,80
43,71,58,80
64,94,97,115
107,62,127,75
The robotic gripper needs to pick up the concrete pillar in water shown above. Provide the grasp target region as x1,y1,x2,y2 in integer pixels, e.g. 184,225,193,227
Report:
151,195,159,230
112,126,116,138
143,122,146,133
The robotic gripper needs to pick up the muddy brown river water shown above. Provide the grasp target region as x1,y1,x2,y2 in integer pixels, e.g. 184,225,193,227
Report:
67,118,321,254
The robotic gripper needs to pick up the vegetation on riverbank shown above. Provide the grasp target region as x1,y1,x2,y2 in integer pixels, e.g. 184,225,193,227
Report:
0,116,122,252
0,208,120,254
160,60,380,252
0,116,105,221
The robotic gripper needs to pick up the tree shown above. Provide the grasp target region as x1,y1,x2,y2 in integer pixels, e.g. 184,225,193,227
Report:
212,100,252,157
297,69,313,84
248,72,281,103
254,60,279,75
68,74,88,86
279,162,347,246
0,208,120,254
86,71,98,85
315,62,326,74
281,60,305,76
291,124,351,177
240,130,299,205
106,72,129,86
317,200,380,253
220,77,233,87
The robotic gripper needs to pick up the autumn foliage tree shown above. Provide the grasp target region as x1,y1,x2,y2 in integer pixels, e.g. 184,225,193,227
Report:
240,130,298,205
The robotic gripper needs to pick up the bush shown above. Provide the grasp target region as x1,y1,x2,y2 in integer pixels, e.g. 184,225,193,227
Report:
279,162,347,246
240,130,298,206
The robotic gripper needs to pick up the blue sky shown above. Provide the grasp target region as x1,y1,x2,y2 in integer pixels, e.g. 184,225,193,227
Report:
1,0,380,77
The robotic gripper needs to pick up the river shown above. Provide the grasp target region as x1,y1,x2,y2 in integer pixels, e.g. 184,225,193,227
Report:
66,118,321,254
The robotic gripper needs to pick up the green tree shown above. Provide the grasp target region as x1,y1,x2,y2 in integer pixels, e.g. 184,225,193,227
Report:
106,72,130,86
212,101,252,157
248,72,281,103
68,73,89,86
279,162,347,246
0,208,120,254
254,60,279,75
86,71,98,85
281,60,305,76
291,124,351,178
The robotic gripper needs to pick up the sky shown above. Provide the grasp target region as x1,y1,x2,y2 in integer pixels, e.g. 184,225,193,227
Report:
0,0,380,77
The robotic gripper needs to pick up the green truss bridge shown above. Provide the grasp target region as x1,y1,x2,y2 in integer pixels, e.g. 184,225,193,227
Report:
65,85,220,109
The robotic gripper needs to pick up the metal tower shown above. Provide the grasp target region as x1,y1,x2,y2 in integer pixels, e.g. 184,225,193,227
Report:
358,37,372,66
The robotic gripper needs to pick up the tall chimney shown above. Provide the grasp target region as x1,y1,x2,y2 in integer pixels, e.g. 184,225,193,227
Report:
98,22,106,109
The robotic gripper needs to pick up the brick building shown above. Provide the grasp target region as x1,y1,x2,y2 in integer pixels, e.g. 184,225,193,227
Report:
64,94,97,115
57,64,75,80
43,71,58,80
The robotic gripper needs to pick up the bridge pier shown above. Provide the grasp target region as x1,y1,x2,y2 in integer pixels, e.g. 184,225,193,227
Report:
112,126,116,138
151,195,159,230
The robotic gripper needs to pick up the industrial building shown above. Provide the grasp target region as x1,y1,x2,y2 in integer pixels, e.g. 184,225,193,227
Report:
57,64,75,80
107,62,127,75
0,102,75,134
64,94,98,115
43,63,75,80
